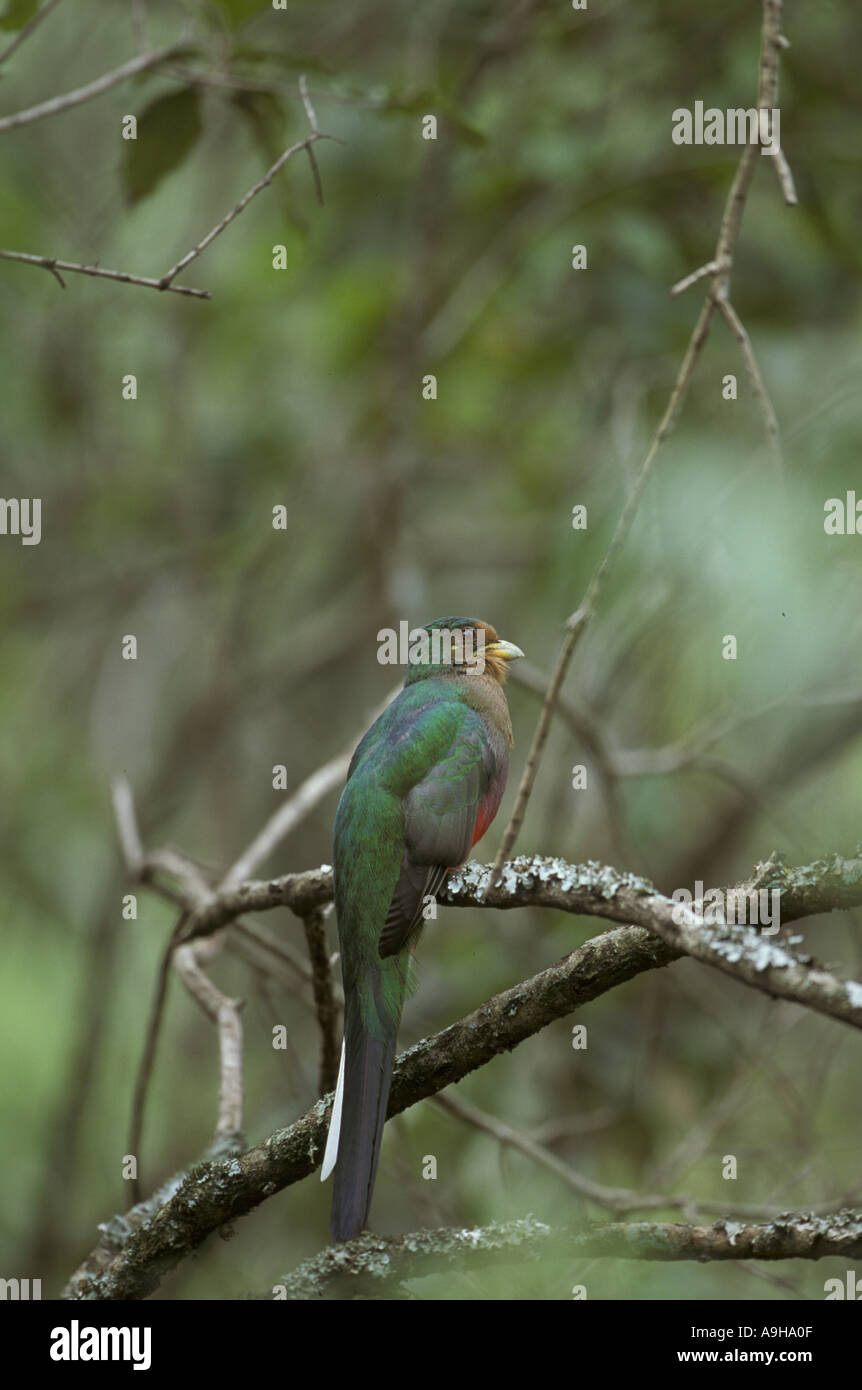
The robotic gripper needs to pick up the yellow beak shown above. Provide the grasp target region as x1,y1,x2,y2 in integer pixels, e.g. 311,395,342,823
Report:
484,639,525,661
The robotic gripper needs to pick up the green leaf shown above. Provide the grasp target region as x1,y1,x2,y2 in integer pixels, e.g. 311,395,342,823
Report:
121,88,203,207
377,87,436,117
129,43,200,84
0,0,39,31
207,0,266,30
442,111,487,148
230,44,332,74
230,88,286,163
376,88,487,146
230,90,309,236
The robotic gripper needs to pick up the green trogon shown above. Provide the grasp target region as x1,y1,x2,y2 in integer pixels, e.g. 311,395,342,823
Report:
321,617,523,1242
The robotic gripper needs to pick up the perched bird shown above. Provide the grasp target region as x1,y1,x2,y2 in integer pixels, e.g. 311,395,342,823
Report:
321,617,524,1242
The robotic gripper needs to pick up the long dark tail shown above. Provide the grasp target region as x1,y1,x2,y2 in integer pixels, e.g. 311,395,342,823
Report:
330,983,399,1243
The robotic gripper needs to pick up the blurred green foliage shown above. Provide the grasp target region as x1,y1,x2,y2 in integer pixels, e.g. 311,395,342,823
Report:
1,0,861,1300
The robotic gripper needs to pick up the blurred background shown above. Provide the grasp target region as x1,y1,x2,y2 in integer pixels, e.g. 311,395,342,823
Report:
1,0,861,1299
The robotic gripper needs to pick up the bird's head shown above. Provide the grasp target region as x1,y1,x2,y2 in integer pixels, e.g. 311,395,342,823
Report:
403,617,524,686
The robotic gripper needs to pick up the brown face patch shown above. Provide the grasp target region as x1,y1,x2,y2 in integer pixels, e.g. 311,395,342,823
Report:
481,648,511,684
473,619,499,646
471,620,511,684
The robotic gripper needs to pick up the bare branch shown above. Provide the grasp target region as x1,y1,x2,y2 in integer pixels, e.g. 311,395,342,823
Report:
0,247,210,298
230,918,317,988
266,1212,862,1298
131,0,149,54
229,922,316,989
669,259,719,298
433,1092,847,1221
125,937,175,1205
770,145,798,205
141,845,215,905
485,0,793,886
0,43,183,133
452,856,862,1031
119,690,377,1190
111,774,144,878
63,845,862,1299
0,0,67,70
0,78,337,301
220,761,348,892
128,838,862,1033
57,928,683,1299
298,72,319,134
485,294,716,890
157,104,334,291
301,907,339,1096
220,686,397,889
716,295,782,478
174,939,245,1142
118,690,390,1194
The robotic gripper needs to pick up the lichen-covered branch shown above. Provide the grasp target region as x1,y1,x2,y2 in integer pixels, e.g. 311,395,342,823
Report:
63,845,862,1299
267,1211,862,1298
64,920,676,1299
159,851,862,1029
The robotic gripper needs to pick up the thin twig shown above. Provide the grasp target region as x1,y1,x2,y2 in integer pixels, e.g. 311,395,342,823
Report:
770,146,797,205
716,295,782,478
0,247,210,298
485,299,715,893
117,685,381,1195
301,908,339,1095
131,0,149,54
0,0,67,70
1,77,334,301
230,918,316,985
484,0,791,890
126,939,175,1204
158,125,331,289
112,781,216,1199
111,774,144,878
305,143,324,206
669,259,719,298
174,939,245,1141
142,845,217,903
220,686,397,890
434,1091,852,1221
0,43,182,133
298,73,319,134
221,757,350,893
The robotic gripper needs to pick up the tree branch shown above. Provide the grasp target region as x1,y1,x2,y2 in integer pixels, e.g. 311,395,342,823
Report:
132,847,862,1031
432,1091,854,1222
156,127,335,291
0,42,183,133
266,1211,862,1298
173,937,245,1145
301,907,340,1096
0,76,336,300
63,845,862,1299
484,0,793,890
216,688,398,891
716,295,782,477
0,247,211,298
0,0,66,70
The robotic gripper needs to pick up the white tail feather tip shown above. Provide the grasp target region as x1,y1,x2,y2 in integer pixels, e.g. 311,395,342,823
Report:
320,1040,346,1182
